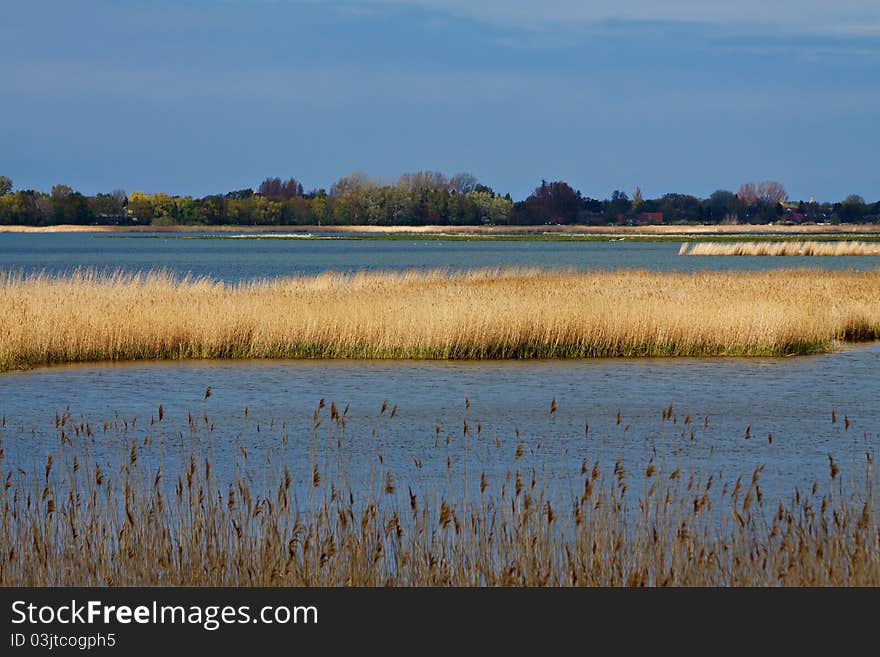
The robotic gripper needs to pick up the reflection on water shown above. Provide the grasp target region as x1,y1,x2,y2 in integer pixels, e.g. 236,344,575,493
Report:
2,232,879,282
1,345,878,499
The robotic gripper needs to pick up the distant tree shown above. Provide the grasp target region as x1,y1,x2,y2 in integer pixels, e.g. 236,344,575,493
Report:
226,188,254,200
51,184,74,200
258,177,280,197
396,171,449,193
709,189,737,206
581,196,603,213
310,196,328,224
0,190,49,225
449,172,479,194
757,180,786,204
631,186,643,211
736,183,757,205
330,172,377,197
35,195,53,220
467,190,513,225
707,190,738,223
282,178,303,198
515,180,586,224
658,193,702,223
258,177,303,199
604,190,630,221
838,194,867,223
89,192,125,216
51,192,93,224
126,191,155,222
9,170,875,228
192,194,227,225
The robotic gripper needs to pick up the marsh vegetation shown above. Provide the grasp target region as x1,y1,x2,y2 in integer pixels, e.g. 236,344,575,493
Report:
0,402,876,586
680,241,880,257
2,268,880,371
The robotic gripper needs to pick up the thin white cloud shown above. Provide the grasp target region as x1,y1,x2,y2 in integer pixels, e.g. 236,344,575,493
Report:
339,0,880,34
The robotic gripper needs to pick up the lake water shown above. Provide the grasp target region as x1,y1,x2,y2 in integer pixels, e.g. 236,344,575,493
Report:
1,347,878,502
1,232,878,505
2,232,879,282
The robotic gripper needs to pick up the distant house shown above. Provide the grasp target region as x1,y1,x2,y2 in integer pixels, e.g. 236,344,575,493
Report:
782,208,805,223
635,212,664,225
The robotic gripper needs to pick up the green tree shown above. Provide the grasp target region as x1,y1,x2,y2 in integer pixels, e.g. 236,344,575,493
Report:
838,194,867,223
51,184,74,200
0,176,12,195
126,191,155,222
468,190,512,225
89,192,125,216
604,190,630,221
310,196,328,225
51,192,93,224
706,190,739,224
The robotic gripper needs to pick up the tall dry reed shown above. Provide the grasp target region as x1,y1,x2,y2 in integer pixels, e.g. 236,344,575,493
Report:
680,241,880,256
2,268,880,370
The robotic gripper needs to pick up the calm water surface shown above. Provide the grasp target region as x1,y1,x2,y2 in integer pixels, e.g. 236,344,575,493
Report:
2,232,879,281
1,347,877,500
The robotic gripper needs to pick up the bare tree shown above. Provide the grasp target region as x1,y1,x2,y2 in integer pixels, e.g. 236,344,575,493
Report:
258,177,304,199
330,172,377,198
631,186,643,211
757,180,786,204
449,172,478,194
397,171,449,193
736,182,757,205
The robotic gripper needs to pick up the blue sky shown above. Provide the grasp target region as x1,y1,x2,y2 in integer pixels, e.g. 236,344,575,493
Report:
1,0,878,202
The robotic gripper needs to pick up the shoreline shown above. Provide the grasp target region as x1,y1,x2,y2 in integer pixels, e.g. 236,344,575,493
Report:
3,223,880,236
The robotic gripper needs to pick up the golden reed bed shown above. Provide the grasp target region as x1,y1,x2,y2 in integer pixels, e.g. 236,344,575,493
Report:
2,268,880,370
680,241,880,256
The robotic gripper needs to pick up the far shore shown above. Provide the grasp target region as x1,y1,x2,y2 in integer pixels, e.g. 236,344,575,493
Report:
3,223,880,236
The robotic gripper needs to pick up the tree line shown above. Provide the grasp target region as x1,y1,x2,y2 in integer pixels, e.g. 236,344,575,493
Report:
0,173,877,226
